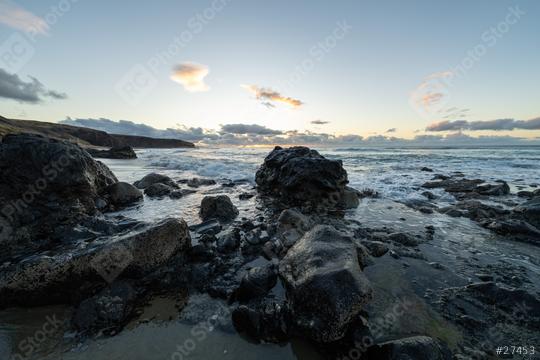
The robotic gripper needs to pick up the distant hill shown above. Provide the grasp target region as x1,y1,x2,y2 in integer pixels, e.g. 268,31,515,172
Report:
0,116,195,148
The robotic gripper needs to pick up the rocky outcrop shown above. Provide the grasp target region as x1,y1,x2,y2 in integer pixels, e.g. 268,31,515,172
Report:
423,176,510,199
199,195,239,222
0,133,118,260
86,146,137,159
279,225,372,342
255,146,359,210
514,197,540,228
0,116,195,148
0,218,191,308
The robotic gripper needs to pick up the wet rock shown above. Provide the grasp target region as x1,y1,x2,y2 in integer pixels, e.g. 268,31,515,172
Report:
200,195,239,222
216,228,241,252
420,167,433,172
476,180,510,196
72,281,136,333
387,232,419,247
170,189,196,199
0,218,191,308
362,240,389,257
86,146,137,159
104,182,143,207
235,264,277,301
366,336,452,360
133,173,178,189
0,134,118,260
232,301,289,343
514,197,540,228
255,146,357,210
279,225,372,342
144,183,174,197
186,178,216,188
189,219,222,235
277,209,312,234
239,192,255,200
421,191,437,200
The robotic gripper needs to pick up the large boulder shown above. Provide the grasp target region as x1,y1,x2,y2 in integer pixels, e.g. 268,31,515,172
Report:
279,225,372,342
200,195,239,222
104,182,143,207
133,173,178,189
0,134,118,259
0,218,191,308
255,146,358,210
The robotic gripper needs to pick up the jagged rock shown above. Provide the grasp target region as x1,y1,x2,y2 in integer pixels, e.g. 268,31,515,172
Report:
72,281,136,333
189,219,222,235
133,173,178,189
362,240,389,257
387,232,419,247
0,134,118,260
515,197,540,228
105,182,143,207
279,225,372,342
216,228,241,252
144,183,174,197
232,301,289,343
86,146,137,159
199,195,239,222
235,264,277,301
255,146,357,210
0,218,191,308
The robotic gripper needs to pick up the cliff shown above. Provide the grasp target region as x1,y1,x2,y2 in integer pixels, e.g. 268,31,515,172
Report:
0,116,195,148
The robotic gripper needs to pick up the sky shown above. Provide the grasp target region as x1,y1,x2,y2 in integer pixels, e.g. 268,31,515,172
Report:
0,0,539,145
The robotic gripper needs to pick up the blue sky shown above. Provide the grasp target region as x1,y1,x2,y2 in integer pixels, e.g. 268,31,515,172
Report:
0,0,539,143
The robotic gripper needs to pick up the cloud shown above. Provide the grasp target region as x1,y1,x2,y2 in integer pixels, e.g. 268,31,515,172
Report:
426,117,540,132
311,120,329,125
220,124,283,135
61,118,540,147
386,128,396,133
171,62,210,92
0,69,67,103
241,85,303,108
0,0,48,34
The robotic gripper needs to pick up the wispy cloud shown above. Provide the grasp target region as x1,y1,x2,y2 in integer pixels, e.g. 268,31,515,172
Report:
0,0,48,34
241,85,303,108
0,68,67,103
426,117,540,132
311,120,329,125
171,62,210,92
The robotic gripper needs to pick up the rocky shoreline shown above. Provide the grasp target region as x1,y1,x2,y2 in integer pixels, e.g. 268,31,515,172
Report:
1,134,539,359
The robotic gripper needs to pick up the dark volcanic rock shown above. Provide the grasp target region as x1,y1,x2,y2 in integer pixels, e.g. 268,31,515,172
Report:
0,218,191,308
235,264,277,301
104,182,143,207
279,225,372,342
199,195,239,222
86,146,137,159
515,197,540,228
72,281,136,333
0,134,118,260
133,173,178,189
186,178,216,188
255,146,357,210
144,183,174,197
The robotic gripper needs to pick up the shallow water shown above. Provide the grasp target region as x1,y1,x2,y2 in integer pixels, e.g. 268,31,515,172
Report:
2,145,540,359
